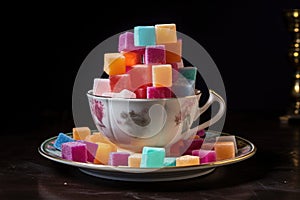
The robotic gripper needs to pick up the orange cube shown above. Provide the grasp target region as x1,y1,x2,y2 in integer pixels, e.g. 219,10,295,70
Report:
128,153,142,168
72,127,91,140
176,155,200,166
162,39,182,63
104,53,126,75
122,51,142,67
85,132,117,152
214,141,235,161
94,142,117,165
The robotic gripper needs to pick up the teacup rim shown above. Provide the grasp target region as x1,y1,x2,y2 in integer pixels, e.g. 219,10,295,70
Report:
87,89,201,101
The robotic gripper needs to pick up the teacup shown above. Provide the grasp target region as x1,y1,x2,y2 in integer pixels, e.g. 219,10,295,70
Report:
87,89,226,152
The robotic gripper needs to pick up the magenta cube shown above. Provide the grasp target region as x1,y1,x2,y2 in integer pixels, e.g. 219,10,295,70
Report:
108,152,131,166
144,45,166,64
147,86,172,98
192,149,216,164
61,142,87,163
78,140,98,163
183,138,204,155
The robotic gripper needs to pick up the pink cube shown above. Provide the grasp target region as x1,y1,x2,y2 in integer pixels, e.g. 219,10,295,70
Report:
144,45,166,64
109,74,132,92
192,149,216,164
93,78,111,96
108,152,131,166
61,142,87,163
118,32,143,52
147,86,172,98
127,64,152,91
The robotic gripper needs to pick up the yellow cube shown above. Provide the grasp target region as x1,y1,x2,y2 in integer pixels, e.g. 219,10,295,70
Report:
176,155,200,167
152,64,172,87
72,127,91,140
214,141,235,161
128,153,142,168
155,23,177,44
104,53,126,75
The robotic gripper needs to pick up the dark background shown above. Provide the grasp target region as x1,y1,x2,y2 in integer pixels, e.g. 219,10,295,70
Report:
3,1,299,133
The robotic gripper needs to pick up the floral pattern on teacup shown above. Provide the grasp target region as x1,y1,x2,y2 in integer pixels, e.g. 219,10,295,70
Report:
90,99,106,128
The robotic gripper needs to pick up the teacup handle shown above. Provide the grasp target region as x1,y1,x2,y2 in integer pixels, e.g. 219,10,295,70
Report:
194,89,226,131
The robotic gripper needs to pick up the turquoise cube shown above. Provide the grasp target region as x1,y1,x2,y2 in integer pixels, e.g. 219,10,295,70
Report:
140,146,165,168
163,157,176,167
54,132,75,150
179,67,197,81
134,26,156,46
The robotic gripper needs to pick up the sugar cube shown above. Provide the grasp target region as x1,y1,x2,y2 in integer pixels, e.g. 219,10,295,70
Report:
109,74,131,92
216,135,238,154
176,155,200,166
152,64,172,87
214,141,235,161
144,45,166,64
104,53,126,75
54,132,75,150
127,64,152,91
162,39,182,63
72,127,91,140
94,142,117,165
134,26,156,46
108,152,130,166
147,86,172,98
122,51,142,67
178,67,197,81
61,142,87,162
118,32,142,52
93,78,111,96
140,146,165,168
78,140,98,163
128,153,142,168
155,23,177,44
163,157,176,167
192,149,216,164
84,132,118,152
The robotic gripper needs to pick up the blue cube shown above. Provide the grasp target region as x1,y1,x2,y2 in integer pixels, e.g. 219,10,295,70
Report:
140,146,165,168
134,26,156,46
54,132,75,150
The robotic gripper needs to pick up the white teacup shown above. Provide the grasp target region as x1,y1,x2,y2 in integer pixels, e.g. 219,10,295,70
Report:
87,89,226,152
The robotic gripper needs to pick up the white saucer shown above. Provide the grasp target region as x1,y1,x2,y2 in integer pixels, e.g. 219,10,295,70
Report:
38,131,256,182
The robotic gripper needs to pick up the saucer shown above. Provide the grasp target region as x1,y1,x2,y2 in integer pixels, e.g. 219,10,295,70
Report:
38,131,256,182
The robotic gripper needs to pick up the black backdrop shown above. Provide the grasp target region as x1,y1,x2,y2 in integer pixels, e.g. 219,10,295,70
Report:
3,1,299,132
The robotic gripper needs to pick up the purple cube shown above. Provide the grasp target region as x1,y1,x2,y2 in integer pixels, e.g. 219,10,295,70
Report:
144,45,166,64
61,142,87,163
118,32,143,52
192,149,216,164
147,86,172,99
78,140,98,163
108,152,130,166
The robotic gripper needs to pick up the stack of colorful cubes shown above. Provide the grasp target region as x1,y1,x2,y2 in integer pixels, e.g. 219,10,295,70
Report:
93,23,198,99
54,127,237,168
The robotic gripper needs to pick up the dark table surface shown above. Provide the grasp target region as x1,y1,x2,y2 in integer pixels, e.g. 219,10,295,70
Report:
1,111,299,200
